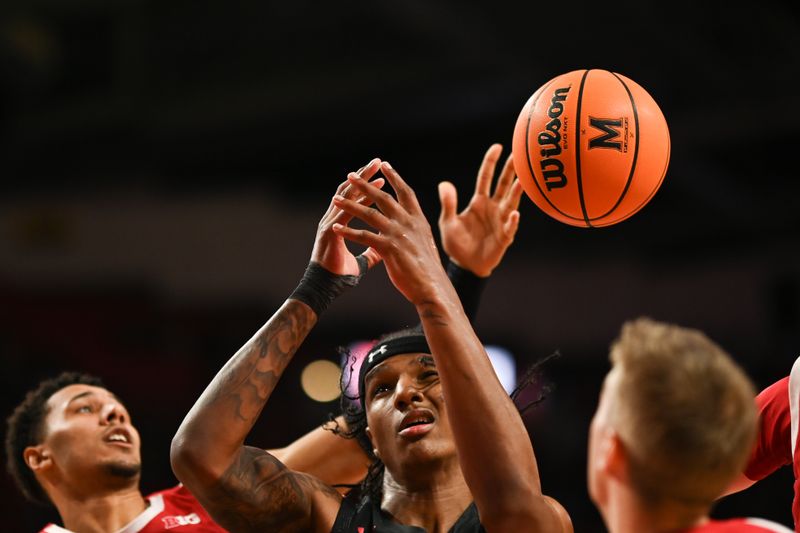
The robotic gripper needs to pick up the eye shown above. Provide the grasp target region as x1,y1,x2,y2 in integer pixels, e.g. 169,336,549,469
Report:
419,370,438,381
76,405,93,413
371,383,391,399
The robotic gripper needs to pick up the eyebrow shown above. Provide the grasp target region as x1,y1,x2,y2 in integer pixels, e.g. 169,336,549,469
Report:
66,390,124,407
418,356,435,368
365,356,436,385
364,364,390,385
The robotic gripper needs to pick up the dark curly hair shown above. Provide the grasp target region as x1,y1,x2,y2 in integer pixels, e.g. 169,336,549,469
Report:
328,327,558,503
5,372,105,506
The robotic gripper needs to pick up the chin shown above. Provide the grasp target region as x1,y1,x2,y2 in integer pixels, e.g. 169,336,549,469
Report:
104,460,142,479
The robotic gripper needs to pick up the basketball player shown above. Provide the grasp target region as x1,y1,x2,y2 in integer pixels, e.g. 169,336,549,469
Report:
720,356,800,531
171,156,572,531
6,144,522,532
5,370,377,532
588,318,792,532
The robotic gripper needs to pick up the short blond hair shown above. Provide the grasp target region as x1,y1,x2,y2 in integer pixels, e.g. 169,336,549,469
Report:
609,318,756,506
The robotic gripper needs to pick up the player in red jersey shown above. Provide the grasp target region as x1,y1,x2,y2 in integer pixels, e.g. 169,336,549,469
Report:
721,357,800,530
588,318,793,533
5,371,367,533
5,373,226,533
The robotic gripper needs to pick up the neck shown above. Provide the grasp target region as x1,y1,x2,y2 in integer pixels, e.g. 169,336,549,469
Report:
602,482,709,533
48,477,147,533
381,458,472,533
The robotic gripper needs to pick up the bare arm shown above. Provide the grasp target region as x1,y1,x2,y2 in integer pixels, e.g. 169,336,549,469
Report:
270,416,369,488
170,160,384,532
332,161,571,532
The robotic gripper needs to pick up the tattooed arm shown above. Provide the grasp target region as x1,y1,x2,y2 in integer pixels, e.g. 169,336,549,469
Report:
170,160,384,532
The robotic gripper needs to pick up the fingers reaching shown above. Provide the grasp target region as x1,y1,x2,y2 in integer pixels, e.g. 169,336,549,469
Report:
379,162,422,214
438,181,458,225
475,144,503,197
323,158,382,225
492,153,516,200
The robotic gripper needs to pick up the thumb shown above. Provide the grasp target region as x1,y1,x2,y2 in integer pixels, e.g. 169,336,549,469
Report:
503,210,521,241
438,181,458,225
359,247,384,271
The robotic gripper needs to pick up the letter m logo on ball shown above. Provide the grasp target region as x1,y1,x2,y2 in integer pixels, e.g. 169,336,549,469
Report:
588,117,623,151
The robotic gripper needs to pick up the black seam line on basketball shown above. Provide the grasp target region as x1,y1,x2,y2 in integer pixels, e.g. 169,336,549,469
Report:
574,69,592,227
588,72,640,222
607,130,670,225
524,78,583,221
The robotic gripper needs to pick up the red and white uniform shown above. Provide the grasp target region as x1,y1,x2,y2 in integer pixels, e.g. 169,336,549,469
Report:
744,357,800,531
40,485,226,532
682,518,794,532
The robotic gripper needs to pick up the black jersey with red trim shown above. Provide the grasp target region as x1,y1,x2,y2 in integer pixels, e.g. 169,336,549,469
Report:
331,491,484,533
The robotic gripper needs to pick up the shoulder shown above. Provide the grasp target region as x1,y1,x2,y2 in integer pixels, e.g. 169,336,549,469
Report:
139,484,227,532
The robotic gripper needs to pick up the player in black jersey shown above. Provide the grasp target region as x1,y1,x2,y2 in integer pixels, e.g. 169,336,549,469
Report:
171,147,573,532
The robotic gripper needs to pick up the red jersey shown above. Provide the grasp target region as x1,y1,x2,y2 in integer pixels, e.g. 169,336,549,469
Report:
40,484,226,532
744,357,800,530
683,518,793,532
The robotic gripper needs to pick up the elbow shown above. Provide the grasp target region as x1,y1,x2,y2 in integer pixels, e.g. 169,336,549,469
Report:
169,431,194,483
170,429,213,486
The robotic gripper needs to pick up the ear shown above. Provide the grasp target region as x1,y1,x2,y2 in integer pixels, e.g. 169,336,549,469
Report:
602,430,629,483
23,445,52,473
365,426,379,458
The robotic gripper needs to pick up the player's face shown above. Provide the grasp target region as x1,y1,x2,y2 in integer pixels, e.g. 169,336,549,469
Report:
587,367,620,512
39,384,142,482
364,353,456,476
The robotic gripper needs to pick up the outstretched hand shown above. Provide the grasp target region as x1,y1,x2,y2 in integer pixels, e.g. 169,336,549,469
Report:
310,158,385,276
438,144,524,277
331,162,448,305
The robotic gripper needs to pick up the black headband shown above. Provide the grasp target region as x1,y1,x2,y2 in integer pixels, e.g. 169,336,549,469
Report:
358,334,431,409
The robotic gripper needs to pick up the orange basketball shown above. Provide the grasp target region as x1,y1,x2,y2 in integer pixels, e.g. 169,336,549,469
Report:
512,69,670,227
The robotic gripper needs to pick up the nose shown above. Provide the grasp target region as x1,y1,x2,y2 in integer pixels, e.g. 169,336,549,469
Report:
100,402,126,425
394,375,423,411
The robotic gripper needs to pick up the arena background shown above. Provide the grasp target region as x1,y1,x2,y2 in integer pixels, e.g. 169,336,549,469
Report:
2,1,799,529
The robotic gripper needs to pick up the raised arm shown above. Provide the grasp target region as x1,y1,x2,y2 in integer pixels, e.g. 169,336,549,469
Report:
272,145,524,489
170,160,383,532
332,162,571,532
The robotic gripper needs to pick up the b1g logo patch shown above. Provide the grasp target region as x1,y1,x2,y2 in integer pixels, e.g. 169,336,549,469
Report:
162,513,202,529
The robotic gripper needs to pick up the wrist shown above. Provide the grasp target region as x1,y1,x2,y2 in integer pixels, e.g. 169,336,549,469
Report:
447,258,492,278
289,259,365,316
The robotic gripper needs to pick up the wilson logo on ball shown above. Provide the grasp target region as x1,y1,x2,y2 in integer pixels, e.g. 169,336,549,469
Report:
537,86,571,191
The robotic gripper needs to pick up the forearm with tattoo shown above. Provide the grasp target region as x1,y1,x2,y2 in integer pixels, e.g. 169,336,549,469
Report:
171,300,331,531
204,446,340,533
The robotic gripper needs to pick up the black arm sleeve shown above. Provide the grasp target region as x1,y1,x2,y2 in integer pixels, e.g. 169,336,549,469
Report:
445,260,487,322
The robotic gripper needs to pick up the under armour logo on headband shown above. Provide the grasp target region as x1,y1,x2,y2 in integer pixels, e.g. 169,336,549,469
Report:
368,344,387,364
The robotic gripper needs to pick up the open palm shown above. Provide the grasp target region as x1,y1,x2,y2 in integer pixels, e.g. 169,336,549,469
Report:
438,144,524,277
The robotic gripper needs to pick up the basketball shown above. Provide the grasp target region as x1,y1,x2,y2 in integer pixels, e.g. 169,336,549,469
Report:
512,69,670,228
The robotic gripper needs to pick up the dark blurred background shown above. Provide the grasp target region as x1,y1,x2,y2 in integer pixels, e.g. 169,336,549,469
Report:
2,1,799,530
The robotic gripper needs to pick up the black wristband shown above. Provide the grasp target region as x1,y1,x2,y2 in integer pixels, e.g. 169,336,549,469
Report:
446,260,487,322
290,257,367,316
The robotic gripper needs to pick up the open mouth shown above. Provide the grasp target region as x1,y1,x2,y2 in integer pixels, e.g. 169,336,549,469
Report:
398,409,435,438
103,428,133,447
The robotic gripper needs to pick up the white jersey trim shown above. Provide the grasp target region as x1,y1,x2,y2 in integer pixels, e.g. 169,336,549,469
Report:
788,356,800,458
745,517,795,532
43,525,70,533
118,493,165,533
43,493,166,533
